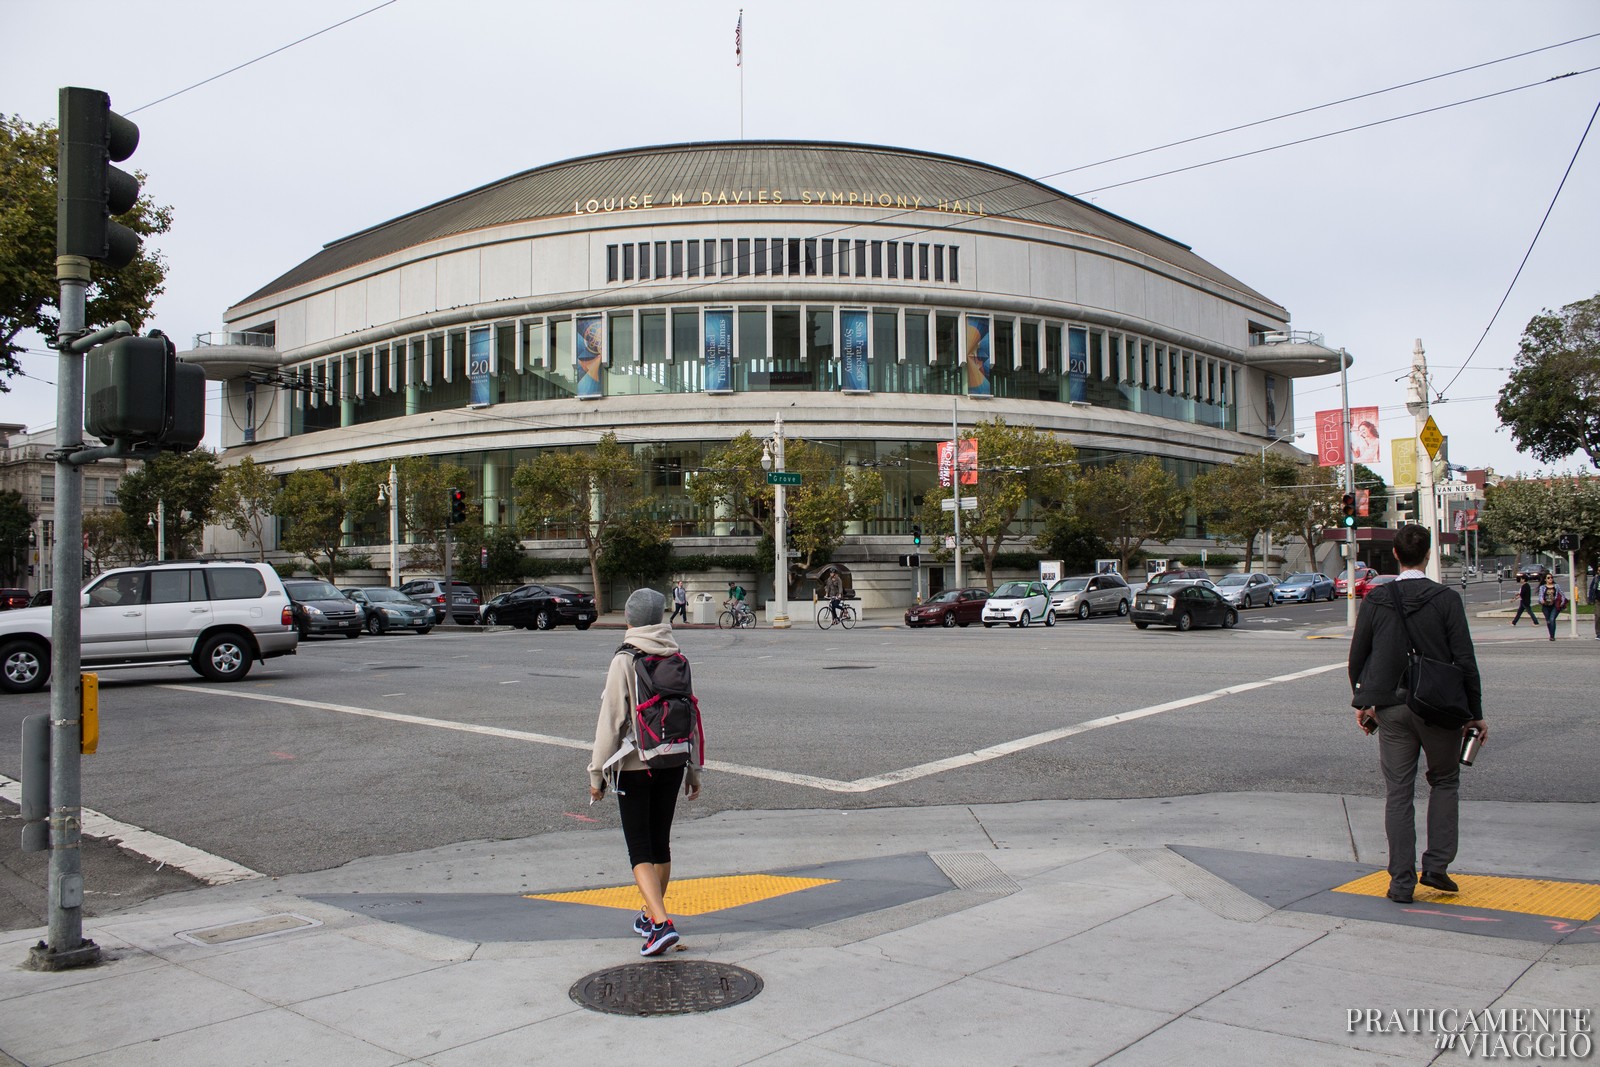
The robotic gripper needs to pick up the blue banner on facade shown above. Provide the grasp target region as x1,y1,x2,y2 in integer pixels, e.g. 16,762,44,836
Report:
965,315,992,397
576,316,604,398
704,309,733,392
841,309,869,392
468,326,492,406
1068,327,1088,403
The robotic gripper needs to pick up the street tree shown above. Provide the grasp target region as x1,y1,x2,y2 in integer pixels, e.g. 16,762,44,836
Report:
513,432,643,612
1190,453,1302,571
1479,473,1600,575
276,469,348,580
0,489,34,584
687,432,770,536
451,523,528,588
1496,292,1600,470
0,114,173,387
917,418,1077,587
598,517,673,588
396,457,473,575
1071,456,1185,574
211,456,279,560
115,450,221,559
83,510,138,575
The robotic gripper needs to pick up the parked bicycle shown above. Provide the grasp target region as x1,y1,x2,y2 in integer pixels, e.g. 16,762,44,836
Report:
817,600,857,630
718,598,757,629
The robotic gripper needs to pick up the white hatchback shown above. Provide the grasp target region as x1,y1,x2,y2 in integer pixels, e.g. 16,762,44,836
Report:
981,580,1056,628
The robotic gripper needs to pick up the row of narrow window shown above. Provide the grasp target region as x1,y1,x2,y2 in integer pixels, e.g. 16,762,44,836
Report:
605,238,958,285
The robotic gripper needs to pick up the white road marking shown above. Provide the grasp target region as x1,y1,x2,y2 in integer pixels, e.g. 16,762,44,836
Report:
167,660,1345,795
0,775,261,885
500,680,521,685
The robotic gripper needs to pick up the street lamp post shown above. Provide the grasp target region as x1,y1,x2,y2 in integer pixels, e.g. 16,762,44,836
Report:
377,463,400,585
760,414,791,629
148,500,166,561
1259,431,1304,571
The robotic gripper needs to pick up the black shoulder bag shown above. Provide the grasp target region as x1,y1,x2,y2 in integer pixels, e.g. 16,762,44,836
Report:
1384,584,1472,729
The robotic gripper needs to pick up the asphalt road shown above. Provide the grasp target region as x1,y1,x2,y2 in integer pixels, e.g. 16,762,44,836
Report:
0,579,1590,927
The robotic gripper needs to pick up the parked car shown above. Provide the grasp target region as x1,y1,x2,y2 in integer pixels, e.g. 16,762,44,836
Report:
27,589,51,608
1048,573,1131,620
399,578,482,624
1353,571,1394,598
0,588,32,610
1274,572,1335,603
1131,567,1212,596
283,578,365,639
981,581,1055,628
1334,566,1376,598
480,583,596,630
0,560,297,693
1215,572,1277,609
904,587,989,628
341,587,434,635
1131,582,1238,631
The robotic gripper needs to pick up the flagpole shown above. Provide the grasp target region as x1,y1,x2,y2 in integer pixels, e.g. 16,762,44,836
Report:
737,9,744,139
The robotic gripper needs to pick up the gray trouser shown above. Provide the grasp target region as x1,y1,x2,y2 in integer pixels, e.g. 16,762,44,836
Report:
1376,704,1461,889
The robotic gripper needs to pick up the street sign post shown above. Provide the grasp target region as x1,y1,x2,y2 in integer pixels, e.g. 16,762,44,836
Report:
765,471,801,486
939,497,977,510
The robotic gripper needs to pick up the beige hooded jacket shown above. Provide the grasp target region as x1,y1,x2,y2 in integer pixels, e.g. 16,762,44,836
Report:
588,622,703,793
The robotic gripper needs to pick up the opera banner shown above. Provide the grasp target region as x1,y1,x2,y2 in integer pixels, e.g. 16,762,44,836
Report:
1453,508,1479,532
841,309,869,392
1315,407,1382,466
1392,439,1417,488
1315,409,1345,467
938,438,978,487
964,315,992,397
1067,328,1088,403
468,326,492,407
1349,407,1380,464
576,316,605,398
704,309,733,392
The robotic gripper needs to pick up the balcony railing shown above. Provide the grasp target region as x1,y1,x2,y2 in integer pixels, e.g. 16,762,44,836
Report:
192,331,276,348
1251,329,1326,347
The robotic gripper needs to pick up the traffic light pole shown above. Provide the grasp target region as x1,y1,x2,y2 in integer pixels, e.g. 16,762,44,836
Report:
951,400,964,590
1340,348,1357,631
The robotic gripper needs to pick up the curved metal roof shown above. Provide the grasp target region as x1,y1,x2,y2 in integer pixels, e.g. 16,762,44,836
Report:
234,140,1280,310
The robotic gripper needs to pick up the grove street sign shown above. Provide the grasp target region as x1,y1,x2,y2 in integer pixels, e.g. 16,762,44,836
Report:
765,471,801,485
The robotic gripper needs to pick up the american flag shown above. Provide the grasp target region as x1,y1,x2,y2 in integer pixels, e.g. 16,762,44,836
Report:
735,11,743,66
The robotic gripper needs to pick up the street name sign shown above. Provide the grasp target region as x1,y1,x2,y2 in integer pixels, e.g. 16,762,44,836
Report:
765,471,801,485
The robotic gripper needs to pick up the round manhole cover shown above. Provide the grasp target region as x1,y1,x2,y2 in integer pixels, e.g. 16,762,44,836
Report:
570,960,763,1016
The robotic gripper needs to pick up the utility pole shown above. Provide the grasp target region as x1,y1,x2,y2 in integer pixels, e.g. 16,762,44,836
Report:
1339,348,1357,629
951,400,964,590
766,414,790,628
1406,339,1442,581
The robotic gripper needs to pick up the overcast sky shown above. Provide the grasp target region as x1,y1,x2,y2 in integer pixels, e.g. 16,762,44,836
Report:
5,0,1598,486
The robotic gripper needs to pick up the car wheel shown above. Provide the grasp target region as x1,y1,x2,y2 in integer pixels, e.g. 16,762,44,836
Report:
366,616,384,635
1018,611,1031,628
1176,611,1194,632
1223,610,1238,628
1117,599,1130,616
194,633,252,683
296,623,311,641
1045,609,1056,627
1328,588,1338,602
575,621,592,631
1077,602,1091,620
941,613,957,628
1134,621,1149,630
983,622,995,628
345,629,361,638
0,638,50,693
417,626,433,635
534,610,554,630
485,609,500,626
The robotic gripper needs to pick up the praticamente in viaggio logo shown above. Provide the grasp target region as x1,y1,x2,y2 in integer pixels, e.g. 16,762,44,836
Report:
1347,1007,1593,1059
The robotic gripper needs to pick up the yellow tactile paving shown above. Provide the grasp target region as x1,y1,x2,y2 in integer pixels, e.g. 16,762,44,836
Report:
1333,871,1600,922
525,874,838,916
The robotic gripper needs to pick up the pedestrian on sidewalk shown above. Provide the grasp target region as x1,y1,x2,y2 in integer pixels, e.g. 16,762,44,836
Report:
1539,573,1564,641
1589,569,1599,641
1510,577,1538,626
670,579,689,625
1349,524,1485,905
589,588,702,957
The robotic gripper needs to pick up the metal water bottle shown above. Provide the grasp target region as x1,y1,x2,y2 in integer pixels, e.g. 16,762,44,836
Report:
1460,727,1483,766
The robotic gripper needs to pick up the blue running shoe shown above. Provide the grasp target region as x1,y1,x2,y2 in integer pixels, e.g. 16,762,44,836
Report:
640,919,679,957
632,910,652,937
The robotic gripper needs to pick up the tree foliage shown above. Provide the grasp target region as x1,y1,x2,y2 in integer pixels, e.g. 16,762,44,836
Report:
916,418,1077,587
1478,473,1600,574
1495,293,1600,470
597,517,673,587
512,433,643,612
0,489,34,584
275,465,378,580
115,450,220,559
396,457,472,575
211,456,279,560
83,510,138,575
1072,456,1185,574
451,522,528,587
0,114,174,387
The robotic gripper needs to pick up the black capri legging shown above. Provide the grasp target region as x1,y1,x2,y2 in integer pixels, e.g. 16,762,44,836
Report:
617,766,685,868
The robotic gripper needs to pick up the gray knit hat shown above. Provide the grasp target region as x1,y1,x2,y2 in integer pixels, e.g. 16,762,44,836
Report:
624,587,666,627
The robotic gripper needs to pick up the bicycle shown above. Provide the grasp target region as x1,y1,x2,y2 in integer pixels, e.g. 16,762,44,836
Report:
718,599,757,629
817,600,857,630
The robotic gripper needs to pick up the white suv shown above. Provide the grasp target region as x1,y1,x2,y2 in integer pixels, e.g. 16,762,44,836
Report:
0,560,298,693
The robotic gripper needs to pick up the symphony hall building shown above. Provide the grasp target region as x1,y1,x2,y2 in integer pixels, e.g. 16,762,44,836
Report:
186,140,1341,582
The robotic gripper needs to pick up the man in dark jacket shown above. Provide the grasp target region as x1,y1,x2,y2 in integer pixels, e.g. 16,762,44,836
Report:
1510,577,1537,626
1349,524,1486,904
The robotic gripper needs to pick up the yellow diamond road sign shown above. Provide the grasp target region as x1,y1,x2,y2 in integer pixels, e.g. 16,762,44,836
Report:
1419,416,1444,459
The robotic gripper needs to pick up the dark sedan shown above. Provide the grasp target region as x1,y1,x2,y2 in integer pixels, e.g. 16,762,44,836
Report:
1130,582,1237,631
0,588,31,610
482,583,596,630
283,578,364,639
904,587,989,628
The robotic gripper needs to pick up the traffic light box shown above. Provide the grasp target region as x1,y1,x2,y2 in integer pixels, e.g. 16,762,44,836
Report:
449,488,468,525
1341,493,1357,528
912,524,923,545
85,332,204,452
57,87,142,268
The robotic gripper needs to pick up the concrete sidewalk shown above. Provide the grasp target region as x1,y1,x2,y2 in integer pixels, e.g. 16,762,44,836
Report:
2,793,1596,1066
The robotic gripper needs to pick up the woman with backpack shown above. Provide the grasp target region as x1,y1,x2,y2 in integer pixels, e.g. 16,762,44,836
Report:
1539,573,1565,641
588,588,702,956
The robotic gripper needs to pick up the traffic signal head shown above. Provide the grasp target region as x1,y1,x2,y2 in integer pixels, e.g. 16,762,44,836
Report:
1341,493,1357,528
57,87,142,268
84,332,202,451
911,523,922,545
449,488,467,525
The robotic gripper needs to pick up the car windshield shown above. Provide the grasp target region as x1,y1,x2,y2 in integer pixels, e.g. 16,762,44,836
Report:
288,581,342,600
1285,574,1315,583
993,582,1032,598
361,588,411,603
927,590,960,604
1050,578,1088,593
1215,575,1249,588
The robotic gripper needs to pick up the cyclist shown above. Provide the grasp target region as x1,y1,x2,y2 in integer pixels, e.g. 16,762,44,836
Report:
824,570,844,622
726,581,752,625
